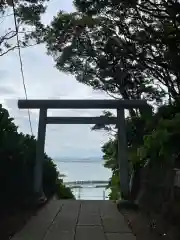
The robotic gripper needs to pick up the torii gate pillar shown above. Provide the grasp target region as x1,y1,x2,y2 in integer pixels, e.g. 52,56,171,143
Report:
34,108,47,195
117,108,129,199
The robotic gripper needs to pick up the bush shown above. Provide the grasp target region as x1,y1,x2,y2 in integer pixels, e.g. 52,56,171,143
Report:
102,102,180,201
0,104,74,210
55,180,75,199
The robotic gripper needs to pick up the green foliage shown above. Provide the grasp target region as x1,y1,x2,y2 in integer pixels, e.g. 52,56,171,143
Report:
138,112,180,165
0,0,48,56
43,0,180,103
55,180,75,199
108,171,121,200
102,139,118,170
101,119,145,200
0,104,74,209
102,102,180,200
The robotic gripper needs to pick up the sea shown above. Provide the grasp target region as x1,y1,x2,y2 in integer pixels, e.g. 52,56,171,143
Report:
54,157,112,200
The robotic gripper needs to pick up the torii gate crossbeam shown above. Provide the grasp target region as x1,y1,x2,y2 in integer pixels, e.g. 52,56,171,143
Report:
18,99,149,200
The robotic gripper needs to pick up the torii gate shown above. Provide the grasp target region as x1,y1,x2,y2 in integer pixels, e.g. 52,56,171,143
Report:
18,99,149,200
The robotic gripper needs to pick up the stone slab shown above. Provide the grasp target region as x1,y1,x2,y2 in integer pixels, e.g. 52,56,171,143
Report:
44,201,80,240
102,218,131,233
80,200,100,213
100,201,124,219
78,201,101,226
44,230,75,240
12,200,135,240
78,214,101,226
12,199,62,240
100,201,131,233
75,226,106,240
106,233,136,240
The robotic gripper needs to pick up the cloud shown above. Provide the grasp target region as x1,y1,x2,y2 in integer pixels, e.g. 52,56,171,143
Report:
0,85,16,95
0,1,113,186
0,42,112,158
0,70,9,81
42,0,76,24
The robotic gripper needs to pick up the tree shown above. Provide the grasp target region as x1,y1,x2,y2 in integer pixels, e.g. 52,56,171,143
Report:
101,138,120,199
0,104,74,210
100,113,150,200
43,1,180,106
0,0,47,56
101,100,180,200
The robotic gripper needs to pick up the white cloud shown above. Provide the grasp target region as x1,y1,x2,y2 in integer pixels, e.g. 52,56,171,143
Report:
42,0,76,25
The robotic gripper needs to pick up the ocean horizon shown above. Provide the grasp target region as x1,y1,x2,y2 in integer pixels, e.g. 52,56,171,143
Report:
54,156,103,161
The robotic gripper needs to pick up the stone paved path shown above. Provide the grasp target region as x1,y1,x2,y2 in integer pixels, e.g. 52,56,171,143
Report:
12,200,136,240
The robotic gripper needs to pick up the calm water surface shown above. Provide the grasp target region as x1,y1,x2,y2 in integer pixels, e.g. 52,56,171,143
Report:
54,159,111,200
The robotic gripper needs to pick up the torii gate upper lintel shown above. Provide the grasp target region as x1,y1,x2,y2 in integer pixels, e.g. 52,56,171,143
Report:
18,99,149,200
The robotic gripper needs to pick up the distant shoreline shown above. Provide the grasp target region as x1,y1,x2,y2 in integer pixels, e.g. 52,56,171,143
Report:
54,157,104,163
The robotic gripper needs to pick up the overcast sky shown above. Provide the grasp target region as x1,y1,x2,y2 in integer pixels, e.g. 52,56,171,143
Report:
0,0,114,159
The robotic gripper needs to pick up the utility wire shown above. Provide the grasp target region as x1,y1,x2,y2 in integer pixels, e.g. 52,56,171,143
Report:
12,0,33,135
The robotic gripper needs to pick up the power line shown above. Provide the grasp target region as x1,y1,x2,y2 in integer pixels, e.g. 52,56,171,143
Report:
12,0,33,135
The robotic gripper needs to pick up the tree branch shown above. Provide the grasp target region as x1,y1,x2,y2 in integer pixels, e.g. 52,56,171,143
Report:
0,46,17,56
0,30,17,45
106,91,120,99
0,42,37,56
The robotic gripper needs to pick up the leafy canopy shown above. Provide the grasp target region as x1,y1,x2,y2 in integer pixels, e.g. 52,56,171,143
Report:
0,0,48,56
43,0,180,104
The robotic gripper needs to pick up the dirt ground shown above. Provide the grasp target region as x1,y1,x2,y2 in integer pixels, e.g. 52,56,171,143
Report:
0,210,34,240
121,208,179,240
0,202,46,240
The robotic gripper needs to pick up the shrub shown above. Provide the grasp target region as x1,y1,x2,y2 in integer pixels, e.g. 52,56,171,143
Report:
0,104,74,210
